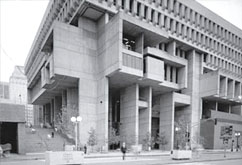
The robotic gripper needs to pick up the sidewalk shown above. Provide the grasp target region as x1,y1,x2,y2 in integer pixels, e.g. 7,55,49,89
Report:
0,150,241,164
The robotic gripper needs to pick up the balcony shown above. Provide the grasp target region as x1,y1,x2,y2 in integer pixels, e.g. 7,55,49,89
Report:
200,70,242,104
144,47,188,89
121,48,143,77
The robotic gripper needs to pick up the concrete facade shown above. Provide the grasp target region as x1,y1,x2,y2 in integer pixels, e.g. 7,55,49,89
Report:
24,0,242,151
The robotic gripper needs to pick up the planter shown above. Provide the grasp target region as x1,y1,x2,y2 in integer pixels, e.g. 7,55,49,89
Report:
172,150,192,160
45,151,84,165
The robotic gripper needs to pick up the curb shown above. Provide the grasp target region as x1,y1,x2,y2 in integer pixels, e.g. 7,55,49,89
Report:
156,157,242,165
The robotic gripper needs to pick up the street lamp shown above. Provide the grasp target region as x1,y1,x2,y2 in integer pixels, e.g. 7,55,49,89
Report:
175,127,180,149
235,132,241,152
71,116,82,150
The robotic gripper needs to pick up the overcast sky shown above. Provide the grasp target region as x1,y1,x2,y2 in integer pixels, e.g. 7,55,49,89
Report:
0,0,242,82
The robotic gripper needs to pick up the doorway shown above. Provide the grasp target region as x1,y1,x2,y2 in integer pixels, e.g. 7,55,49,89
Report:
0,122,18,153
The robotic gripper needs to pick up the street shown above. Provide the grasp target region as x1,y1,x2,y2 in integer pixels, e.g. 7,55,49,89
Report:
1,157,242,165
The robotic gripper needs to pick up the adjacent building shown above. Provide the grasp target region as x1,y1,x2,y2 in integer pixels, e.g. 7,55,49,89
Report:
24,0,242,150
0,81,25,154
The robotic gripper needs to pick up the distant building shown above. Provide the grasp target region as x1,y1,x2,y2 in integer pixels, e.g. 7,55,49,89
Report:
25,0,242,150
0,82,9,99
8,66,34,125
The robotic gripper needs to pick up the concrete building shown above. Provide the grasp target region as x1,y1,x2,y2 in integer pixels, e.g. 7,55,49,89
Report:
0,81,26,154
24,0,242,150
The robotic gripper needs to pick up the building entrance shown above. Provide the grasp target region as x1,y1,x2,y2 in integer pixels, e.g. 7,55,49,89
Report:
0,122,18,153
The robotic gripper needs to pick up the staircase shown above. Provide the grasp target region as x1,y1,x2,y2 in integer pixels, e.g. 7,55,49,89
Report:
24,127,74,153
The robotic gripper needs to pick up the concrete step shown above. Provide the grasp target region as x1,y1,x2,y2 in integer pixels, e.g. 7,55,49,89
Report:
24,127,73,153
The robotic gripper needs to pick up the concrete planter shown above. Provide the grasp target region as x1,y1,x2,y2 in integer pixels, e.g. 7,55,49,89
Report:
45,151,84,165
172,150,192,160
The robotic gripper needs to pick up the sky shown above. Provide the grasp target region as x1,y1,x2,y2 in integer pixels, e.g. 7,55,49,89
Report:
0,0,242,82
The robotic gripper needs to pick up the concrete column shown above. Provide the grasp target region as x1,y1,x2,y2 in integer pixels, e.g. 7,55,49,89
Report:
172,67,177,83
167,65,171,82
159,93,174,150
139,3,145,19
182,50,202,145
219,77,227,97
132,0,137,16
180,4,185,19
78,78,97,146
162,0,167,10
165,17,170,31
167,41,176,56
153,11,158,25
147,7,152,22
124,0,130,13
18,123,26,154
120,84,139,146
135,33,144,54
96,77,109,150
227,79,235,99
215,101,218,111
168,0,174,13
174,1,179,16
139,87,152,144
159,14,165,28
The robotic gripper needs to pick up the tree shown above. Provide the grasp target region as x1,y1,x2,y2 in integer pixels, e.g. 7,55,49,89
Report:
108,127,120,150
142,132,153,151
156,131,168,150
87,127,98,152
174,115,191,150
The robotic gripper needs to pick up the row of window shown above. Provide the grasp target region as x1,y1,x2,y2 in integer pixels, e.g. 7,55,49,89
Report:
112,0,242,63
150,0,242,49
164,63,178,83
204,54,242,76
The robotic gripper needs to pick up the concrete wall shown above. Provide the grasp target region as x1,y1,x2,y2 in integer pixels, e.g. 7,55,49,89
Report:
53,20,97,79
97,13,122,76
145,57,164,82
0,103,25,122
200,120,214,149
200,71,219,97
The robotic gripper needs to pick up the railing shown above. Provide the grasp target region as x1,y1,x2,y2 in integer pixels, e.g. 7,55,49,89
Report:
122,48,143,71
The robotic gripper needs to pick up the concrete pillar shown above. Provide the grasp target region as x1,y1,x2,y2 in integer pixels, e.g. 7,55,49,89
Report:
182,50,202,146
124,0,130,13
165,17,170,31
147,7,152,22
139,87,152,144
167,65,171,82
120,84,139,146
96,77,109,150
159,92,174,150
135,33,144,54
167,41,176,56
139,3,145,19
172,67,177,83
227,79,235,99
215,101,218,111
18,123,26,154
78,78,97,146
132,0,137,16
159,13,165,28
